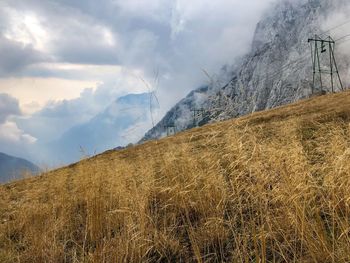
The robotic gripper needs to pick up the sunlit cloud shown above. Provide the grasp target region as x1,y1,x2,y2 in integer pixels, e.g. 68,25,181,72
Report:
0,78,99,114
4,9,50,52
0,121,36,144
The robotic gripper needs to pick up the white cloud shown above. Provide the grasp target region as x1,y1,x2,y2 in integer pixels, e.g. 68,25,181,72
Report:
0,78,99,114
4,10,49,52
0,93,38,158
0,121,36,144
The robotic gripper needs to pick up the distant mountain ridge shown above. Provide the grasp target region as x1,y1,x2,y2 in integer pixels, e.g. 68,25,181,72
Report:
0,152,40,183
49,92,158,164
142,0,349,141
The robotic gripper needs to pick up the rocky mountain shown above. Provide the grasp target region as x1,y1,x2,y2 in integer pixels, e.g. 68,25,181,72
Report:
143,0,350,141
0,152,40,183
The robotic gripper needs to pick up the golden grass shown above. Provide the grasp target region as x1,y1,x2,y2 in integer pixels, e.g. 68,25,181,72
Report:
1,91,350,262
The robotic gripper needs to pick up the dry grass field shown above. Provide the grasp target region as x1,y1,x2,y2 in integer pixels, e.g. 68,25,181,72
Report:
1,91,350,262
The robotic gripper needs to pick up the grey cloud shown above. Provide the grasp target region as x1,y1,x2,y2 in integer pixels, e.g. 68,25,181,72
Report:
0,3,48,76
0,37,46,76
0,0,275,85
0,0,121,70
54,44,120,65
0,93,21,123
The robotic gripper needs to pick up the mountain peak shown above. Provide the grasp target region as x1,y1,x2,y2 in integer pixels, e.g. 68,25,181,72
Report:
142,0,349,142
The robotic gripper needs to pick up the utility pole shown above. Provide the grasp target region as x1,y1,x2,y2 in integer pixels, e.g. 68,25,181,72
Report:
191,108,205,127
308,35,343,94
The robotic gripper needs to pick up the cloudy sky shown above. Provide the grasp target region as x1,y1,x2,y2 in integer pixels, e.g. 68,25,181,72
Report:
0,0,276,166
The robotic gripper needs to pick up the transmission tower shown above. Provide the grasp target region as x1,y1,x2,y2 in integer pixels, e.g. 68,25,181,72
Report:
191,108,205,127
164,124,176,136
308,35,343,94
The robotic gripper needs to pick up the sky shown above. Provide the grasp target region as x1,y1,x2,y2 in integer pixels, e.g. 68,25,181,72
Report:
0,0,277,166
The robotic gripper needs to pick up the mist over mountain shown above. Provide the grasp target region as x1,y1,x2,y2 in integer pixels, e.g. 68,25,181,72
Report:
46,93,158,164
143,0,350,141
0,152,40,183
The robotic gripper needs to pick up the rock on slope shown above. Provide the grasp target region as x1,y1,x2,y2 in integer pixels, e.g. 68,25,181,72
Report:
0,152,40,183
143,0,349,141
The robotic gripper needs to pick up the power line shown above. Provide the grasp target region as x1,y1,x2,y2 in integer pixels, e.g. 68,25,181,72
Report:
221,54,308,91
335,33,350,42
338,38,350,45
222,56,308,92
206,55,309,119
319,18,350,37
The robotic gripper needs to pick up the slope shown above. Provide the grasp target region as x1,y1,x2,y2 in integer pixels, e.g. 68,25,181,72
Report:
1,90,350,262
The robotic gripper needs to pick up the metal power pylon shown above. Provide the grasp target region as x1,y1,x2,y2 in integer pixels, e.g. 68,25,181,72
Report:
164,124,176,136
191,108,205,127
308,35,343,93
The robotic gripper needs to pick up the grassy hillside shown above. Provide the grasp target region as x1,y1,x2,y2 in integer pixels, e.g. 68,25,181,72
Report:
1,91,350,262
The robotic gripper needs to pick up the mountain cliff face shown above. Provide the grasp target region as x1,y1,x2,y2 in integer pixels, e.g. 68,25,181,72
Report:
143,0,349,141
